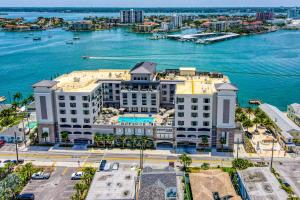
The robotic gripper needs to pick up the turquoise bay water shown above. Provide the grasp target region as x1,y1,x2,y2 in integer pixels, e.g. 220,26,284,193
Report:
0,24,300,110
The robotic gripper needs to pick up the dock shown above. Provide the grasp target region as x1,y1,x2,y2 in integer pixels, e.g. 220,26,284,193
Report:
166,32,239,43
196,33,240,44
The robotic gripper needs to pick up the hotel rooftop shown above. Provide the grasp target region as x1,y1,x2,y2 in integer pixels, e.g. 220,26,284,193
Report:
54,69,130,92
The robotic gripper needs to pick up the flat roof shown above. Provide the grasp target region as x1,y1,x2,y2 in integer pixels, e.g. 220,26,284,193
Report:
54,69,130,92
175,76,229,95
86,164,136,200
237,167,288,200
189,169,241,200
259,104,300,139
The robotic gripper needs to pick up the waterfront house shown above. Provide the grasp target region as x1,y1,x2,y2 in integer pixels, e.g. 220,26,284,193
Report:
287,103,300,127
33,62,239,151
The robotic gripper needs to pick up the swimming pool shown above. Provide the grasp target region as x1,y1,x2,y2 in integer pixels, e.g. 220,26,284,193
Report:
118,116,154,124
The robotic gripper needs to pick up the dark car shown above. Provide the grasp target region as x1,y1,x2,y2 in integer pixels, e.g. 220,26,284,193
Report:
17,193,35,200
0,140,5,147
11,159,24,164
3,160,11,163
99,160,107,171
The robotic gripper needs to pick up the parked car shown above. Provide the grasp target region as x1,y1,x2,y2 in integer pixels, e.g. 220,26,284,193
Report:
11,159,24,164
31,171,50,179
112,162,119,170
265,129,272,135
0,140,5,147
17,193,35,200
99,160,107,171
71,171,84,180
3,160,11,163
104,163,111,171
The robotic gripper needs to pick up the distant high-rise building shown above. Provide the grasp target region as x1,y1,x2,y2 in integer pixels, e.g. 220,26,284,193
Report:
288,7,300,19
171,14,183,29
256,11,274,21
120,9,144,24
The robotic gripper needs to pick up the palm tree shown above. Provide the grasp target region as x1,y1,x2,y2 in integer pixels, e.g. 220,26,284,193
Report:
178,153,192,171
252,117,260,132
245,107,253,120
60,131,69,143
94,133,104,147
73,182,88,200
263,118,274,130
13,92,22,102
82,167,96,185
106,134,115,147
236,107,243,115
120,134,127,149
219,137,227,152
141,135,149,149
254,107,262,115
238,112,247,122
26,94,34,103
129,134,137,149
201,136,209,147
42,131,49,143
242,119,253,132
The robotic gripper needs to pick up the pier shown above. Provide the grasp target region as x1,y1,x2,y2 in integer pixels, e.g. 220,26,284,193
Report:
196,33,240,44
166,32,240,43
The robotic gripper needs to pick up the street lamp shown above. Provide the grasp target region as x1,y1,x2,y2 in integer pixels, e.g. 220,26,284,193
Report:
14,131,19,163
270,138,275,170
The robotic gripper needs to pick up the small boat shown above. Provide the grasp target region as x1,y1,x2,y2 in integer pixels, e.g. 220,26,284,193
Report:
66,41,74,45
81,56,90,59
73,36,80,40
33,37,41,41
249,99,262,105
24,36,30,39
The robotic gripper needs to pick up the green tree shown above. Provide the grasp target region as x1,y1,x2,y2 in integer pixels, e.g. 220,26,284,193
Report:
201,136,209,146
93,133,104,147
252,117,260,132
13,92,22,102
129,134,137,149
60,131,69,143
232,158,253,170
42,131,49,143
0,173,21,200
245,107,254,120
72,182,88,200
242,119,253,132
263,118,274,130
82,167,96,185
219,137,227,152
106,134,115,147
201,163,210,170
119,134,127,149
179,153,192,171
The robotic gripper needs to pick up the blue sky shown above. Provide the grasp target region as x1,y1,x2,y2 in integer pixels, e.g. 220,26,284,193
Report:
1,0,299,7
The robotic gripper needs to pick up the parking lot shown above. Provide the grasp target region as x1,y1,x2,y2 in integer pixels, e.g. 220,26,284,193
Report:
22,167,80,200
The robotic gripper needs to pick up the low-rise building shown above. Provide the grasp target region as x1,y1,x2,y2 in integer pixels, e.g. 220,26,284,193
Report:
0,124,25,143
69,20,94,31
287,103,300,127
237,167,288,200
138,166,178,200
259,103,300,149
33,62,239,151
207,20,241,32
190,169,241,200
135,22,158,33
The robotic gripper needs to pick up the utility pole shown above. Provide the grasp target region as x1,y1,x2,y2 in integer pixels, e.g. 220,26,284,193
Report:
236,138,240,159
14,131,19,163
270,139,275,170
22,118,26,146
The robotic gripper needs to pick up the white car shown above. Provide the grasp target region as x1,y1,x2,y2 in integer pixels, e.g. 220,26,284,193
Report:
71,171,84,180
103,163,111,171
31,171,50,179
112,162,119,170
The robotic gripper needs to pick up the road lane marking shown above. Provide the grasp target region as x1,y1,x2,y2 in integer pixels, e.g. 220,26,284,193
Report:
61,167,69,176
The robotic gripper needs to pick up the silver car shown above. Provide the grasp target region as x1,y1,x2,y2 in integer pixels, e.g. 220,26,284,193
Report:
31,171,50,180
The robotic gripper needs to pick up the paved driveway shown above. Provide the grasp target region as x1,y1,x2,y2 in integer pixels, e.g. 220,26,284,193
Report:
22,167,79,200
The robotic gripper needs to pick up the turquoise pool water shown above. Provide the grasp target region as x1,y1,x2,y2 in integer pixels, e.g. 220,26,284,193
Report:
118,116,154,123
27,122,37,129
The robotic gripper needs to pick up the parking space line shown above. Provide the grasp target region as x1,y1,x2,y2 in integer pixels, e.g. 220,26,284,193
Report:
61,167,69,176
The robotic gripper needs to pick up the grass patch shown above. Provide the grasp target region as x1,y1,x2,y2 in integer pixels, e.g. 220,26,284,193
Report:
243,136,256,153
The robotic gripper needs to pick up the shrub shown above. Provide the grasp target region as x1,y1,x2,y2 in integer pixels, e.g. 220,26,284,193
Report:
232,158,253,170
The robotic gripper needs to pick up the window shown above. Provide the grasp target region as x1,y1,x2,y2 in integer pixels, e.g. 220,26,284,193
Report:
59,102,65,107
191,98,198,103
123,93,127,98
162,91,167,95
82,96,88,101
132,93,137,99
203,121,210,126
162,84,167,89
191,105,198,110
60,118,66,123
203,113,210,118
178,121,184,126
178,112,184,117
115,84,119,88
142,100,147,105
115,90,120,94
59,109,66,114
178,105,184,110
71,118,77,123
123,99,128,105
58,95,65,100
132,100,137,105
151,100,156,106
151,94,156,99
69,96,76,101
191,113,198,118
83,110,89,115
162,97,167,101
84,118,90,123
71,110,77,115
70,103,76,108
142,94,147,99
83,103,89,108
191,121,198,126
204,98,210,103
177,97,184,103
204,105,210,111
